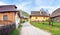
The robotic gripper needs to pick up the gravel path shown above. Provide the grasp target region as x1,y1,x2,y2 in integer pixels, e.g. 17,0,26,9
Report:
20,22,51,35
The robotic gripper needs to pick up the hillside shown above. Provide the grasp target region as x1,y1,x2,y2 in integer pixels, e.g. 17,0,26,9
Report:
20,10,29,17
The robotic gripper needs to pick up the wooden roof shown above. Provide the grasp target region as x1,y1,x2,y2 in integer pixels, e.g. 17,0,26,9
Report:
51,8,60,17
0,5,20,18
0,5,18,12
20,16,27,19
30,11,49,17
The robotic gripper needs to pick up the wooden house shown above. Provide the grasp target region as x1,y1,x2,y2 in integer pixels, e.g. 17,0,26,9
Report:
0,5,20,28
30,11,49,22
51,8,60,22
20,16,27,22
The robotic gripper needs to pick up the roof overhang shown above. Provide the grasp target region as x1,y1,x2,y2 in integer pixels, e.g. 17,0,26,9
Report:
30,15,49,17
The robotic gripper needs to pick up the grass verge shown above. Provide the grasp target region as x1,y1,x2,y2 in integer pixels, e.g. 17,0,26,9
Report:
10,29,19,35
11,24,22,35
30,22,60,35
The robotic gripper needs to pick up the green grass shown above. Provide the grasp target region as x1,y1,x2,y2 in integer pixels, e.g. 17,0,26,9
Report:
10,29,19,35
30,22,60,35
11,24,22,35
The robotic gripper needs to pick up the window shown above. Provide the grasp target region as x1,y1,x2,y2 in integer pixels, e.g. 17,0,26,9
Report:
3,15,8,21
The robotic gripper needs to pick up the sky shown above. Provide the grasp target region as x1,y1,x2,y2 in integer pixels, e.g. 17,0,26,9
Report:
0,0,60,14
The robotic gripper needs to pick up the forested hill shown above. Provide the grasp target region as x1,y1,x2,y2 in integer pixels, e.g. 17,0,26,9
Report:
20,10,29,17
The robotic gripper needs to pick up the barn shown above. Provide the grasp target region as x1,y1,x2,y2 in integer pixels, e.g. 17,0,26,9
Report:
51,8,60,22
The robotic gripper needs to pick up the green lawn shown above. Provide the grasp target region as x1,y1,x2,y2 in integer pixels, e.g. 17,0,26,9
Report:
11,24,22,35
10,29,19,35
30,22,60,35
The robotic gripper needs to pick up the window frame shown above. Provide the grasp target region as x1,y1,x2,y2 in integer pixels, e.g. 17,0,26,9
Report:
3,15,8,21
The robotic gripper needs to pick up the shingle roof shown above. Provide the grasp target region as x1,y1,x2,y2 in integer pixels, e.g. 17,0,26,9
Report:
0,5,18,12
31,11,49,16
51,8,60,17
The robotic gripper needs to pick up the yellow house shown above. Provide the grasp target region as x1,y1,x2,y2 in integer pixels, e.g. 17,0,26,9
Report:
30,11,49,21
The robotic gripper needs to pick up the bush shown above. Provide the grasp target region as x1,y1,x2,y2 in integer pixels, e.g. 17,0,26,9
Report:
18,24,22,28
20,20,25,23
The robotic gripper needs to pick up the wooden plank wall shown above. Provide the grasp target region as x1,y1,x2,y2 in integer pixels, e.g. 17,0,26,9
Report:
0,24,16,35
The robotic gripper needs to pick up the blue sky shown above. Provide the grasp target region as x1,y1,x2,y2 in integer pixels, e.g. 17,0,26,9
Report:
0,0,60,14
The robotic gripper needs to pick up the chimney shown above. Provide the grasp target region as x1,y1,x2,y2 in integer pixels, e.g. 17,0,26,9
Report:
49,14,50,18
40,11,42,15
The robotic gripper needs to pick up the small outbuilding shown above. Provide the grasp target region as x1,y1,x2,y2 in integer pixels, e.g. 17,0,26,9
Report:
51,8,60,22
20,16,28,22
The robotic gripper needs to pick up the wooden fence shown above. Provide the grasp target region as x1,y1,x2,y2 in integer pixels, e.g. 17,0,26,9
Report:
0,24,16,35
0,20,16,35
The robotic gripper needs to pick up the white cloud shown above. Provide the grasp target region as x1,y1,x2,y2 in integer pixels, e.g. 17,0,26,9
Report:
17,1,32,14
31,0,60,14
0,2,8,5
31,6,60,14
17,2,32,9
14,0,60,14
35,0,55,6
